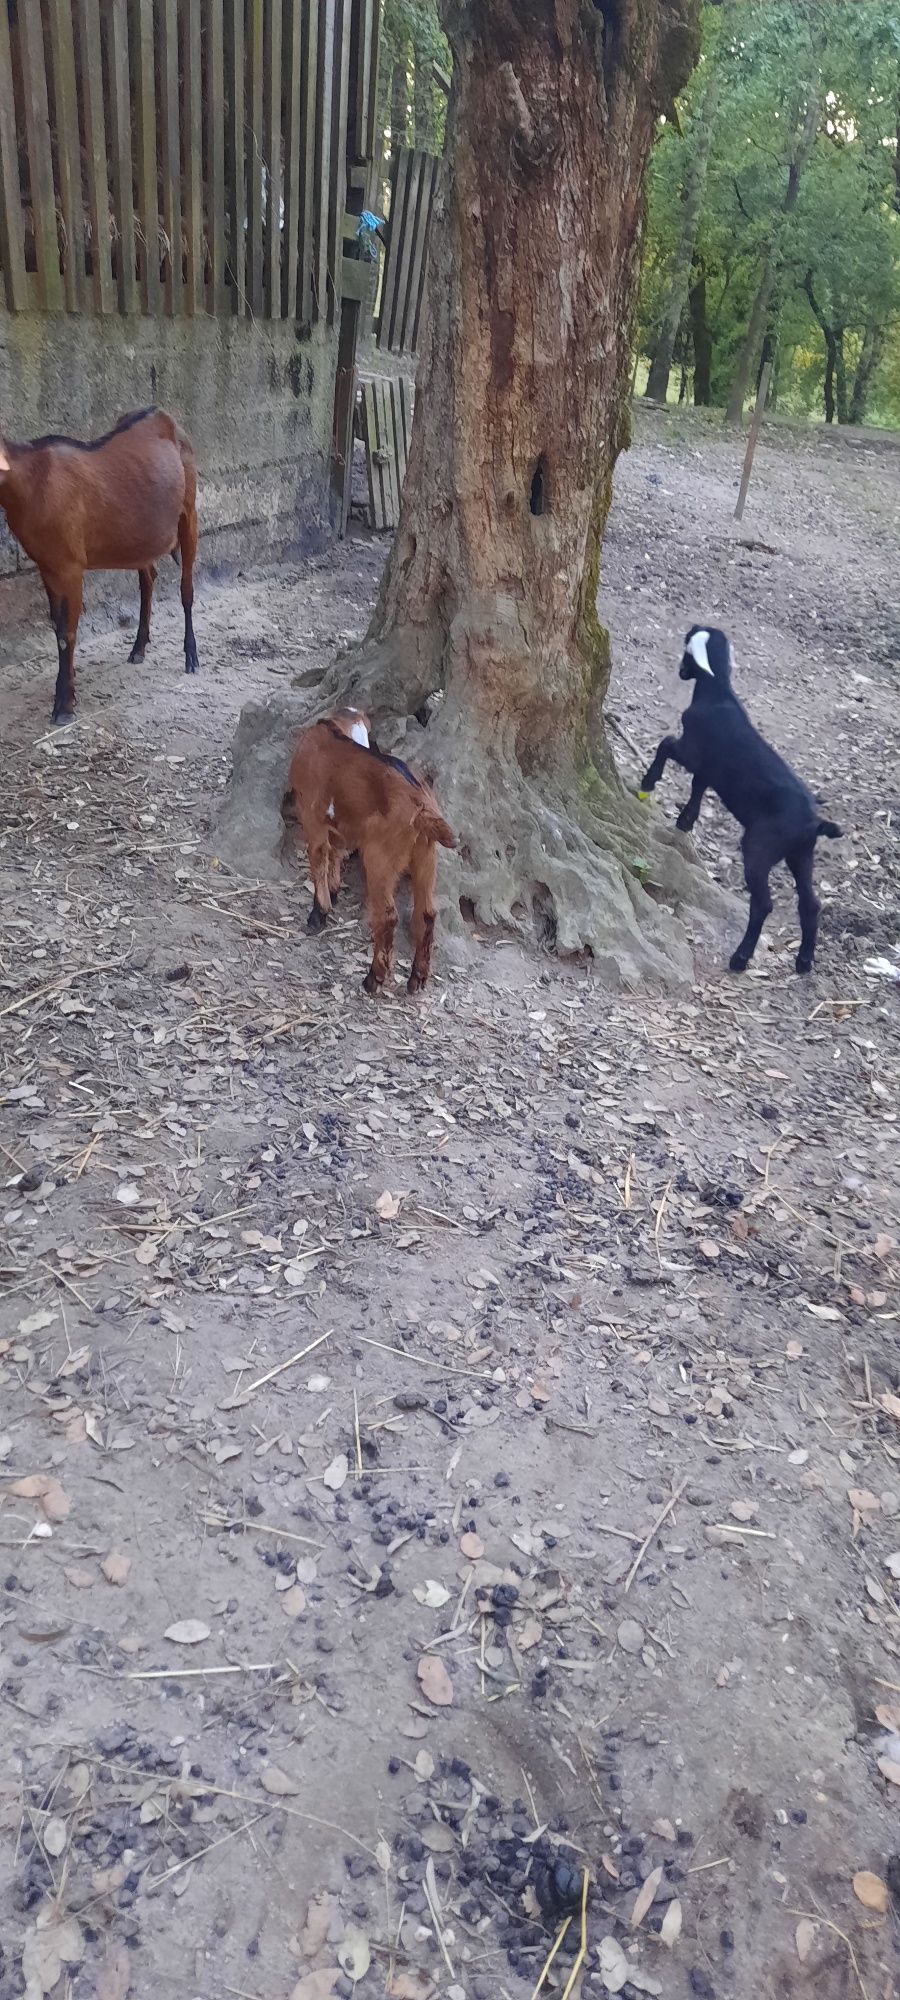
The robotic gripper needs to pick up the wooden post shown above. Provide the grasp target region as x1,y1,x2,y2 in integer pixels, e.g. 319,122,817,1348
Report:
734,360,773,522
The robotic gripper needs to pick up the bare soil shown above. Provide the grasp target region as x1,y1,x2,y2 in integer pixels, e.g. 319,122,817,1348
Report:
1,408,898,2000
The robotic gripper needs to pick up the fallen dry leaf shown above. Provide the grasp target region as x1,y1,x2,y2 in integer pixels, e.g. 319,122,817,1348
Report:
699,1238,719,1260
261,1764,300,1796
729,1500,759,1523
281,1584,307,1618
164,1619,210,1646
94,1945,132,2000
42,1816,67,1858
785,1339,804,1359
852,1870,888,1913
65,1565,94,1590
597,1935,629,1995
630,1864,663,1928
805,1302,842,1320
22,1917,83,2000
877,1755,900,1788
323,1453,349,1492
300,1890,340,1960
651,1817,676,1841
291,1974,341,2000
413,1580,450,1610
388,1974,434,1999
11,1474,70,1523
417,1654,453,1706
847,1488,880,1516
101,1549,131,1587
375,1191,401,1220
338,1928,371,1982
795,1919,816,1962
660,1899,682,1948
878,1392,900,1424
459,1531,484,1560
18,1309,56,1337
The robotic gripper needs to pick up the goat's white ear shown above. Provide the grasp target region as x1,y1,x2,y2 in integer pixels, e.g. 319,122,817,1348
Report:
349,718,370,747
0,441,9,474
687,629,713,674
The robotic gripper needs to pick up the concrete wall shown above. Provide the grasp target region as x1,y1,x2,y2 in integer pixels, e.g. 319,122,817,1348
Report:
0,312,337,580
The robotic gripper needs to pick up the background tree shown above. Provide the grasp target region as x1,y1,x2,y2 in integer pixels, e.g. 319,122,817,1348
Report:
638,0,900,426
224,0,721,978
644,14,723,405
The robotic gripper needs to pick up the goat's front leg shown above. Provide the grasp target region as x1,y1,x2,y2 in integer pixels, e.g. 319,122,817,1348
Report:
676,777,707,833
47,572,83,723
639,734,691,796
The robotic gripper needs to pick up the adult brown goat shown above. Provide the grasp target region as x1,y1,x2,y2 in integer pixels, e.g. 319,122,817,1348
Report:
0,406,198,723
286,719,455,995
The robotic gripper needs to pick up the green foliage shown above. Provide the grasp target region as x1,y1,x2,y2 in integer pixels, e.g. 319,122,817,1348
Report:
639,0,900,426
378,0,449,163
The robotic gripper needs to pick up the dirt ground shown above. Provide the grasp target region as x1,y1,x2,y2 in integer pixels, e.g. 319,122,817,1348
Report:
1,408,898,2000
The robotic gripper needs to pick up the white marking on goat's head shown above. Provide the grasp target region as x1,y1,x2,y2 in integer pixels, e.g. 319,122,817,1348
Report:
688,629,713,674
349,719,369,747
326,801,335,820
0,440,9,475
680,625,733,685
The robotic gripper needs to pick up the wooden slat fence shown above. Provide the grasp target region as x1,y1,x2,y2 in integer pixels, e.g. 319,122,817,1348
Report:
0,0,365,320
376,145,439,357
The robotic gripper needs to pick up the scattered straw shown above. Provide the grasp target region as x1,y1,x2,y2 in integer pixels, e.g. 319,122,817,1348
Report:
623,1479,688,1594
528,1917,571,2000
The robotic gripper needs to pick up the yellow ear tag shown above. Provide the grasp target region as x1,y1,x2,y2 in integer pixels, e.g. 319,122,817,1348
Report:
637,790,651,801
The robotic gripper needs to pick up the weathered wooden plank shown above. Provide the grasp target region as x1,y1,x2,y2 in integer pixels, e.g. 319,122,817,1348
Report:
0,2,28,310
47,0,84,310
393,149,423,352
376,146,406,349
313,0,336,320
360,382,380,530
105,0,138,314
18,0,63,309
224,0,245,312
182,0,204,313
158,0,182,314
406,153,437,354
351,0,374,162
263,0,283,318
133,0,161,312
76,0,114,314
204,0,226,312
380,379,399,525
283,0,303,317
298,0,319,324
328,0,352,325
246,0,264,316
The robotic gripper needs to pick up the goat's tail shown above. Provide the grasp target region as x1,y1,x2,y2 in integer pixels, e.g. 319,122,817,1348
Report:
816,819,842,841
417,806,456,850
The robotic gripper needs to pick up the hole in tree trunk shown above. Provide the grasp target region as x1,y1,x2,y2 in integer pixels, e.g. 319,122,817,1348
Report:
532,884,557,950
529,457,548,517
459,896,476,925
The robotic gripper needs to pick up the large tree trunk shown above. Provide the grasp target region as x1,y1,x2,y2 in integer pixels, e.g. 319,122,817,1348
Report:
848,322,885,426
725,91,820,426
219,0,729,985
645,59,719,405
834,332,848,425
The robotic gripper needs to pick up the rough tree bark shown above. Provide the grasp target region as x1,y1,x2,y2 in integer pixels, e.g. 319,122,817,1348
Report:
725,90,820,426
645,58,719,404
220,0,730,986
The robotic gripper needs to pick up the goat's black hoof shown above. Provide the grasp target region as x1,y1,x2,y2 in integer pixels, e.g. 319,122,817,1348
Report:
307,904,328,934
184,649,199,675
728,952,750,974
675,814,696,834
128,647,146,665
795,954,814,975
407,972,427,996
363,971,383,996
52,709,75,727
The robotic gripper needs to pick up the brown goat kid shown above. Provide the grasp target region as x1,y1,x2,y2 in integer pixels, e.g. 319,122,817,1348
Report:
0,407,198,723
286,720,455,994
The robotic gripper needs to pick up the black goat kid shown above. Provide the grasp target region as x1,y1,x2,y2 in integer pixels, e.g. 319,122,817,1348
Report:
640,627,841,974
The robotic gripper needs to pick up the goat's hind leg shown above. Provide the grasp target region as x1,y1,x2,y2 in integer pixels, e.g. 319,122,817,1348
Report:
730,825,777,973
129,565,157,664
786,839,820,974
362,852,399,995
301,822,333,932
676,777,706,833
47,573,83,724
177,504,199,674
407,838,437,995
